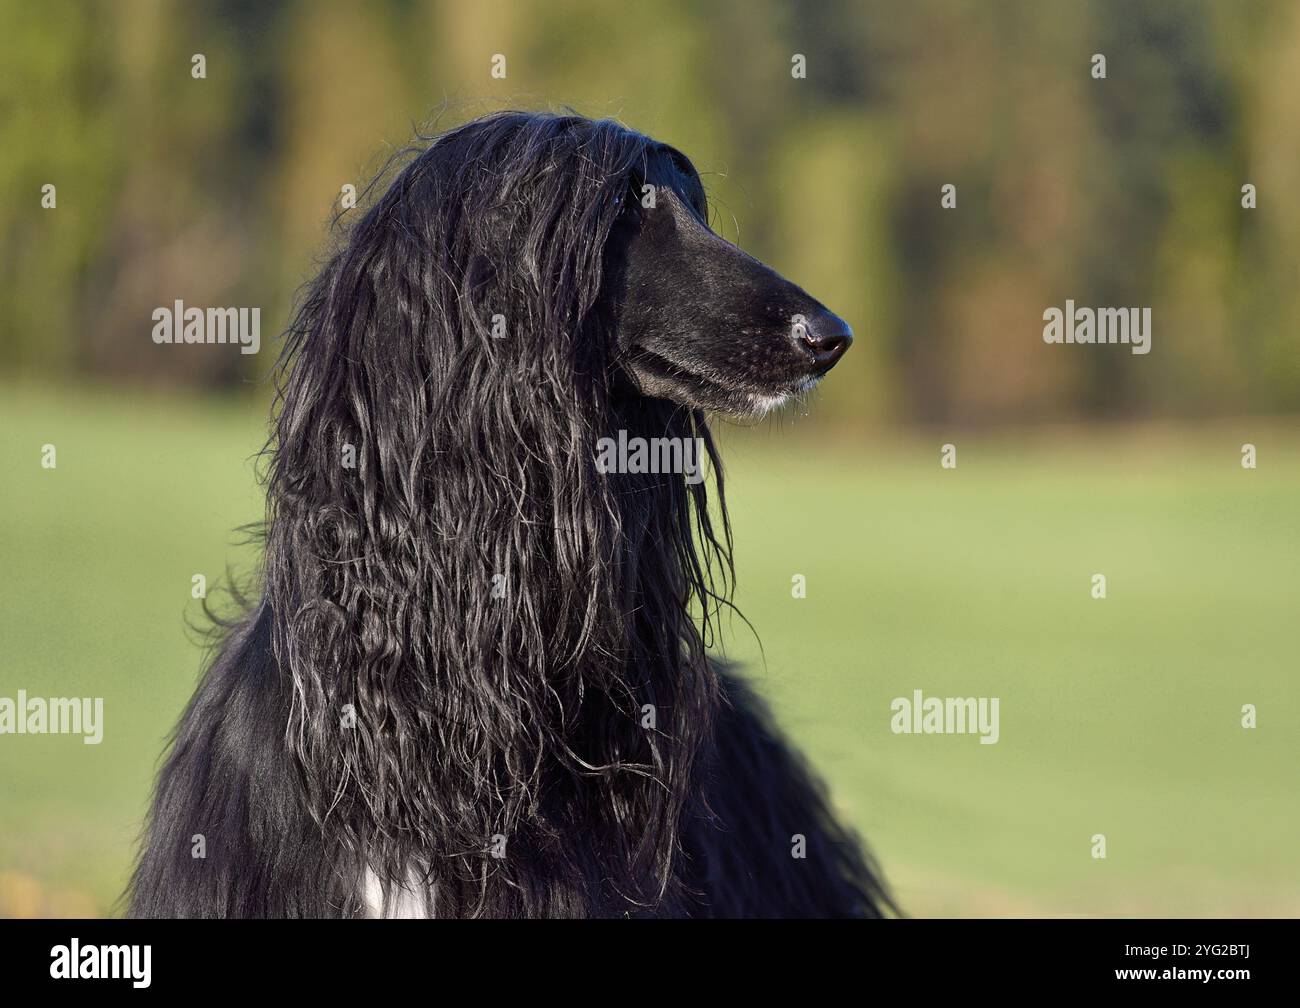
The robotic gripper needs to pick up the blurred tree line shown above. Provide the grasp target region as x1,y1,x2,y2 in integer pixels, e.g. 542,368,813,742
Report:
2,0,1296,424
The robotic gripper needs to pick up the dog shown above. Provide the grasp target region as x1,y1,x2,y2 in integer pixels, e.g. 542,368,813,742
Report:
130,111,891,918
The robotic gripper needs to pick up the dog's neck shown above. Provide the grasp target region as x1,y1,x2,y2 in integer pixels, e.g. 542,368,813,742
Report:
266,394,730,915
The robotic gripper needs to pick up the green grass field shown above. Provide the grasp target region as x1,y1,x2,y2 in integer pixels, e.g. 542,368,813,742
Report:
2,383,1297,917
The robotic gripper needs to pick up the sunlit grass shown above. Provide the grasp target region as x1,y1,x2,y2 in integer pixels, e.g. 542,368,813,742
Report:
716,419,1300,916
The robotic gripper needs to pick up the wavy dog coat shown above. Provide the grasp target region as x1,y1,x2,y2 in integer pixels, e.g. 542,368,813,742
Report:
130,112,888,918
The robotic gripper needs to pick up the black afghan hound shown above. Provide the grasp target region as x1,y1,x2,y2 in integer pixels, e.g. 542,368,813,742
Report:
130,111,890,918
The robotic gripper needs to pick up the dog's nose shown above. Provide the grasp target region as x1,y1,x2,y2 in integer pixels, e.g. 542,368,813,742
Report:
798,309,854,374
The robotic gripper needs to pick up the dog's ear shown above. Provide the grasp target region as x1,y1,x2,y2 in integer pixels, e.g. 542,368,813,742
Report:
639,144,708,218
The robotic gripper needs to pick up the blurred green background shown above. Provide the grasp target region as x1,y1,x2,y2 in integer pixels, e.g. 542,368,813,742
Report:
1,0,1297,917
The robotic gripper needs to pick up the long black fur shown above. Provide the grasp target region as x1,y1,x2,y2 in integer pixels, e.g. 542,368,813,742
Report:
130,111,890,918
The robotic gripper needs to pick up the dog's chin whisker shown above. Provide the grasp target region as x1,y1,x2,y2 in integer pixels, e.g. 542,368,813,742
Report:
740,377,823,418
791,376,823,414
744,391,791,417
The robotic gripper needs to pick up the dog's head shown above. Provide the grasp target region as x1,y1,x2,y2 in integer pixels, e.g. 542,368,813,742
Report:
310,113,850,421
602,145,853,417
